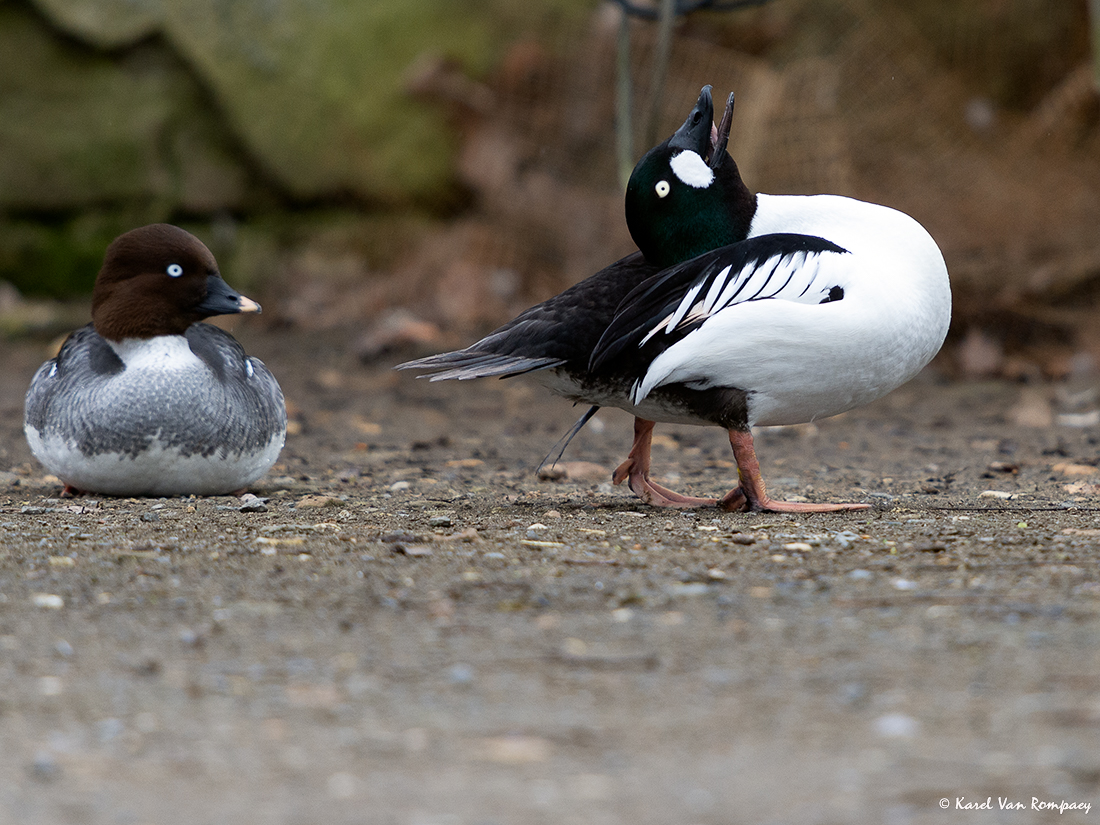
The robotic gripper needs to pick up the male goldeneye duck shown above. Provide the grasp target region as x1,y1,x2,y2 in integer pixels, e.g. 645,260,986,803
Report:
399,87,951,513
24,224,287,497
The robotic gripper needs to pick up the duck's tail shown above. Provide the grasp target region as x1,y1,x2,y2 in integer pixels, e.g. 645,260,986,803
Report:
395,349,565,381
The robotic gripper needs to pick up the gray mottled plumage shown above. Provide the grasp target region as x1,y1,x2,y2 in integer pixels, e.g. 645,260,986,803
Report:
25,323,286,495
26,323,284,460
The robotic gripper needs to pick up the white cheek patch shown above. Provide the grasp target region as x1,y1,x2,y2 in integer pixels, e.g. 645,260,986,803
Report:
669,150,715,188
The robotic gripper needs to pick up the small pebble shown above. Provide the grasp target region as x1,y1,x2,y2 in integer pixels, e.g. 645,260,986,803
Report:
428,515,452,528
297,494,341,508
874,712,919,739
38,676,63,696
475,735,551,764
179,627,201,646
893,578,918,591
239,494,269,513
1057,411,1100,428
669,582,710,597
27,752,60,783
836,681,868,706
31,593,64,610
393,544,432,557
833,530,861,549
979,490,1015,500
447,663,475,685
96,718,124,743
847,569,873,581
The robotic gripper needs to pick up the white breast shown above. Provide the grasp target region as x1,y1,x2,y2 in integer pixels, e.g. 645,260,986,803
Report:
109,335,206,371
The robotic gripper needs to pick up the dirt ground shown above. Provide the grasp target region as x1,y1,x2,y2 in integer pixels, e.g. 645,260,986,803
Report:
2,322,1100,825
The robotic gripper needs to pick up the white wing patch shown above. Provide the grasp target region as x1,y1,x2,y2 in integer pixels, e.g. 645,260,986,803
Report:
640,251,840,347
669,151,715,189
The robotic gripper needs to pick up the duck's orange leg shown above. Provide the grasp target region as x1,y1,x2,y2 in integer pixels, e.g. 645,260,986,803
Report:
612,418,717,508
720,429,870,513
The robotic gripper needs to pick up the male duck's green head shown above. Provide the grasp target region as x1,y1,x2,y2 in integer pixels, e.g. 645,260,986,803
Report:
625,86,756,270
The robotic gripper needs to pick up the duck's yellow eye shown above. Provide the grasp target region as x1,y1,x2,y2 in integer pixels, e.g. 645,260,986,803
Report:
655,180,670,198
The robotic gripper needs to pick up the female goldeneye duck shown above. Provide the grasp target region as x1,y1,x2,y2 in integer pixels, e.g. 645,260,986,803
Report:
399,87,951,513
24,223,287,497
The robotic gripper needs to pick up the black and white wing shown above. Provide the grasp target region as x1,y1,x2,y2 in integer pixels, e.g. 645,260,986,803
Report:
589,233,849,386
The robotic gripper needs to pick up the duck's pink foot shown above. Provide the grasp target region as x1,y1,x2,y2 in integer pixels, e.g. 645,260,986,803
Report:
613,418,716,508
726,429,870,513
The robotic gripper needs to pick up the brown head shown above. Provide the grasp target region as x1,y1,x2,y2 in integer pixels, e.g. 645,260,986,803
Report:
91,224,260,341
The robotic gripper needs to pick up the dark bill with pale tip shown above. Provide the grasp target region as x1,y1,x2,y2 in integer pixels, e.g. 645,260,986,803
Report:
196,275,262,317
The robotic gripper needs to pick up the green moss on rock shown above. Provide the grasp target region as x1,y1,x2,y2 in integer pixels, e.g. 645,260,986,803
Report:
18,0,591,208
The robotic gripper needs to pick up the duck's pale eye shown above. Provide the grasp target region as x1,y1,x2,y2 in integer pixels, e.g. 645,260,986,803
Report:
655,180,670,198
166,264,183,278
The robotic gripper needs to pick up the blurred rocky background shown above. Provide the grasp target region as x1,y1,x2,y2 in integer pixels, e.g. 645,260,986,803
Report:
1,0,1099,382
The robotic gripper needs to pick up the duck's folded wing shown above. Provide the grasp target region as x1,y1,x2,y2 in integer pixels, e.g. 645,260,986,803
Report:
589,233,849,380
397,251,658,381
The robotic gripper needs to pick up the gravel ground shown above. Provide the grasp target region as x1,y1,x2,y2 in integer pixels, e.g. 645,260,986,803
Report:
1,325,1099,825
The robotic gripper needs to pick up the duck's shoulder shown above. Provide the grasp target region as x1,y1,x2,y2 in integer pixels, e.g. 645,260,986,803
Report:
49,324,124,378
185,323,283,404
25,325,125,432
752,193,934,242
184,322,250,380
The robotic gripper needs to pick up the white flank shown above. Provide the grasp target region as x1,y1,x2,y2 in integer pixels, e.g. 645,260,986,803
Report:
669,151,714,188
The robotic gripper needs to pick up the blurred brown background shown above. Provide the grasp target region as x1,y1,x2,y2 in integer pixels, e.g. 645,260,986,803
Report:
1,0,1098,381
